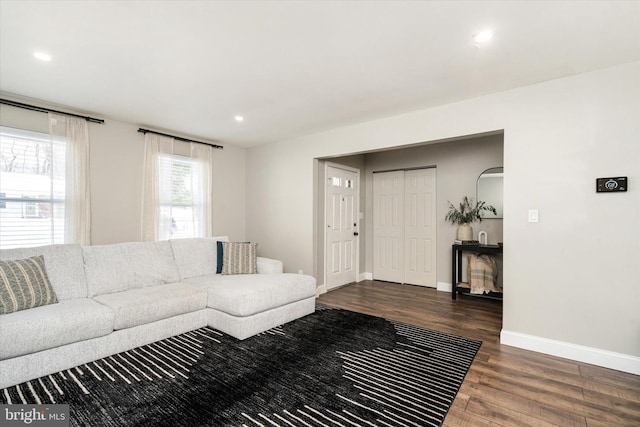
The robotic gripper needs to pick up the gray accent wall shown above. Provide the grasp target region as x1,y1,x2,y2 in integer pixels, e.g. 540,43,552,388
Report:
363,134,504,286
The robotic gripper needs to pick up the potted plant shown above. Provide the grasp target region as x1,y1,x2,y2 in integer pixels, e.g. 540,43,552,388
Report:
445,196,497,241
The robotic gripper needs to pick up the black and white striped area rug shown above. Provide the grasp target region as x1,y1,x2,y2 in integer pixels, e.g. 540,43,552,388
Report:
1,306,481,426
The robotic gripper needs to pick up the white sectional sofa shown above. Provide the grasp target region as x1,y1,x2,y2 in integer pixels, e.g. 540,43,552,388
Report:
0,237,316,389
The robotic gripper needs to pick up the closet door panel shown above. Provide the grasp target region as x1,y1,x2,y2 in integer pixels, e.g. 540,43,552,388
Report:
373,171,404,283
404,168,437,287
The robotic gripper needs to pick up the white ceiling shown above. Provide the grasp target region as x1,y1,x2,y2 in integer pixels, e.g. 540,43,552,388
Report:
1,1,639,148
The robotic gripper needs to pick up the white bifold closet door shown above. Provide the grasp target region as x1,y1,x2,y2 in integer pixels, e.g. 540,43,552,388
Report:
373,168,436,287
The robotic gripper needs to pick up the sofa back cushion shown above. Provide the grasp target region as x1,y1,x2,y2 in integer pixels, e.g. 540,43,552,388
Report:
0,244,88,300
83,241,181,297
169,236,229,280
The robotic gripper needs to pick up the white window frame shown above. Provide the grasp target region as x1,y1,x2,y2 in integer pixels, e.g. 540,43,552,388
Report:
158,153,202,240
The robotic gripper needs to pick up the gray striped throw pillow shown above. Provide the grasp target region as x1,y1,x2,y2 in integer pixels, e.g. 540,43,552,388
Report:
221,242,258,275
0,255,58,315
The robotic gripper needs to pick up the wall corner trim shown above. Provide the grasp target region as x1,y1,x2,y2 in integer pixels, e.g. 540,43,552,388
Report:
358,273,373,282
316,284,327,297
500,329,640,375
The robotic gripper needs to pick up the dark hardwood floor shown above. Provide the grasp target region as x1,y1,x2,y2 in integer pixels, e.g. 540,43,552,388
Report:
317,281,640,427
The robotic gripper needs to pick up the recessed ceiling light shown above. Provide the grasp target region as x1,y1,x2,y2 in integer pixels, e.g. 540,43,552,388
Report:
33,51,52,62
472,30,493,46
234,115,244,122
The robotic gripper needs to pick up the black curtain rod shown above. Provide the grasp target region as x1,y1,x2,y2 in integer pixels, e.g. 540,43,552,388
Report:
137,128,223,149
0,98,105,124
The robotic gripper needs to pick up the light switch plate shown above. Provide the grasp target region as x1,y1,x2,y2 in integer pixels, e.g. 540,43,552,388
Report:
528,209,539,223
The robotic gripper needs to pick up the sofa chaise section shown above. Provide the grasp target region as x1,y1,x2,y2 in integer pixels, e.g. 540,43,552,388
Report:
169,238,317,340
183,273,316,339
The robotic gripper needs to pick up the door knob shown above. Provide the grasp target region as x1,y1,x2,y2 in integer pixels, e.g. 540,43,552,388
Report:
354,232,359,236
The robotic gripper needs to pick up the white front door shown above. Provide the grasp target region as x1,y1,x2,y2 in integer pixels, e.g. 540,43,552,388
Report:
373,168,437,287
326,165,359,289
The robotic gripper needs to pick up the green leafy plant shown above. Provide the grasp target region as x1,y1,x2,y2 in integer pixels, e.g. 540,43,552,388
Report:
445,196,497,225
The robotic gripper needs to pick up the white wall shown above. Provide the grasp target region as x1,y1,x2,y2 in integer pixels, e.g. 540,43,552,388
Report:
246,61,640,369
0,97,246,244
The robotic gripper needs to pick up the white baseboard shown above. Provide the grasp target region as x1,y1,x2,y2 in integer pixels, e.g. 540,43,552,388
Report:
358,272,373,282
500,329,640,375
319,274,370,295
437,282,452,292
319,273,371,296
316,284,327,296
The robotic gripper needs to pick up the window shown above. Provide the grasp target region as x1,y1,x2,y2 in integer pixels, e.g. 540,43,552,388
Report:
159,155,200,239
0,127,66,248
142,134,212,241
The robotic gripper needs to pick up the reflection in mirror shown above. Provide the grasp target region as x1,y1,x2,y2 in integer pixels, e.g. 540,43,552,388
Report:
477,167,503,219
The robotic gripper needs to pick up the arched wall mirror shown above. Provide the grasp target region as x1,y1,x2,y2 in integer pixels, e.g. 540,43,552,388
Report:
477,167,503,219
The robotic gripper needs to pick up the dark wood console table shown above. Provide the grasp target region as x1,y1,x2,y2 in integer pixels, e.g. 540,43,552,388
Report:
451,243,503,300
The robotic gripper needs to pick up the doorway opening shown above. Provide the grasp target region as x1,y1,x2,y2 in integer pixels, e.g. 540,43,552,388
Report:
315,131,503,294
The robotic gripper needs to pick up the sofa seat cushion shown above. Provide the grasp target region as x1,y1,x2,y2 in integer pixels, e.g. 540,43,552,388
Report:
93,283,207,330
183,273,316,317
0,298,115,360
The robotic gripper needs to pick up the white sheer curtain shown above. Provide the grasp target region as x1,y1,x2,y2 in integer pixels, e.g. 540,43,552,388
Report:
190,142,213,238
142,133,213,241
48,113,91,245
141,133,174,241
